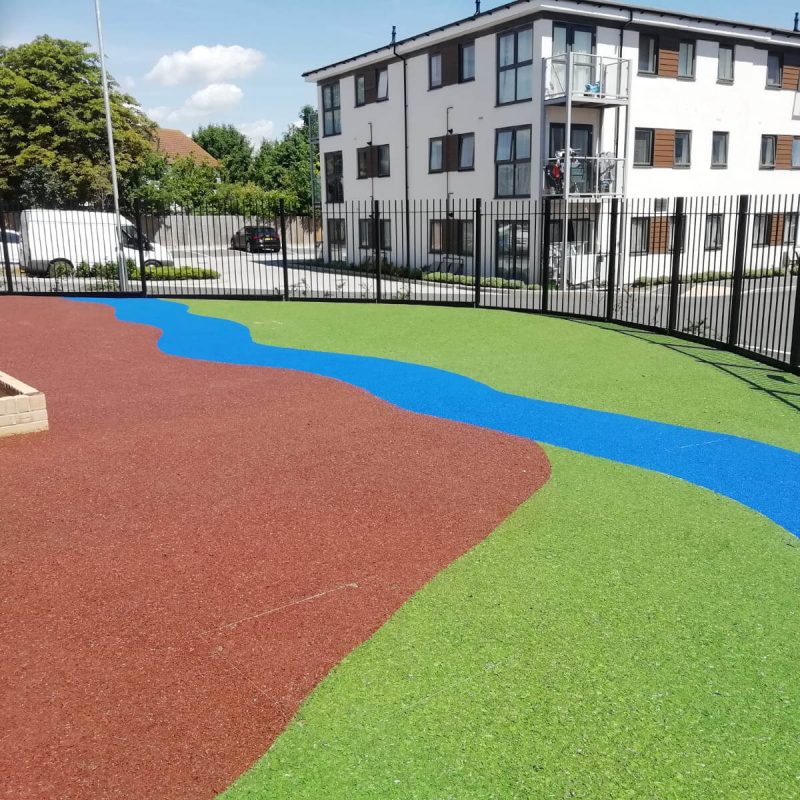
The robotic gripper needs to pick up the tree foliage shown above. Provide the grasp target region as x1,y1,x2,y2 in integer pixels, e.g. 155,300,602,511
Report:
0,36,155,203
192,124,253,184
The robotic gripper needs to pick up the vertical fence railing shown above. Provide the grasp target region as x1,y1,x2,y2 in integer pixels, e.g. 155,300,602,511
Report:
1,204,14,294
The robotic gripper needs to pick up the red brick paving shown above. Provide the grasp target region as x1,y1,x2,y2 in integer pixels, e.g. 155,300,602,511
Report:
0,297,550,799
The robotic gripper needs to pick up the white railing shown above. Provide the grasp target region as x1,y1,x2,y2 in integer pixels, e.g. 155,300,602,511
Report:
542,154,625,196
544,54,630,103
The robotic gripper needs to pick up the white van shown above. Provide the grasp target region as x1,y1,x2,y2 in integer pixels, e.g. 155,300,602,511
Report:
19,209,173,276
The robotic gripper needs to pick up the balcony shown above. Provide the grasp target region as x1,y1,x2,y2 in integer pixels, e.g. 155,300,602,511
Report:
543,155,625,198
544,54,630,106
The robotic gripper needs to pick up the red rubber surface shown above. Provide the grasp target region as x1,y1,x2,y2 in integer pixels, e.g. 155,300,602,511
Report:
0,297,550,799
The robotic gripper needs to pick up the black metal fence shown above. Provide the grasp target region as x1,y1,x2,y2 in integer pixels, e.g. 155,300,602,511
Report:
1,194,798,372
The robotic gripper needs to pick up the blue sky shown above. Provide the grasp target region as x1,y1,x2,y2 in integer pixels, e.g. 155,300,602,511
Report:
2,0,796,145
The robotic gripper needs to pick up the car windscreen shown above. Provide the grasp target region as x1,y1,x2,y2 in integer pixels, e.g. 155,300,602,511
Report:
5,232,20,243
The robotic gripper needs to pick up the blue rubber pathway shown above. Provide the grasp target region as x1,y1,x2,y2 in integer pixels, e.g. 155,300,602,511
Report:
75,297,800,538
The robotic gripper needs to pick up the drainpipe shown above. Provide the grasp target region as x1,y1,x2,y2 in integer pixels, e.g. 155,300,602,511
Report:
392,32,412,270
614,10,634,165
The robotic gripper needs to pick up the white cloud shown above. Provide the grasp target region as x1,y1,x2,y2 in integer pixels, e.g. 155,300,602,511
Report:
146,45,264,86
237,119,275,145
120,75,136,91
147,83,243,124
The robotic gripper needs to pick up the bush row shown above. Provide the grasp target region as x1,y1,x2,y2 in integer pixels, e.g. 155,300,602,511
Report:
68,260,219,281
631,264,799,288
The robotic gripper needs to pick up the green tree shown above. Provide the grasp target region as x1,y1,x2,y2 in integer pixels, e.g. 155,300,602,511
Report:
251,105,319,213
192,124,253,184
0,36,155,204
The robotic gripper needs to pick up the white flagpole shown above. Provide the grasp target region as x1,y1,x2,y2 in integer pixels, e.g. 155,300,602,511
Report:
94,0,130,291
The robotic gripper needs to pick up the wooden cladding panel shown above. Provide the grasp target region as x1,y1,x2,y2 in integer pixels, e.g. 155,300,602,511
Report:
770,215,785,247
783,53,800,91
657,39,679,78
776,136,794,169
444,134,460,171
650,217,671,254
653,129,675,168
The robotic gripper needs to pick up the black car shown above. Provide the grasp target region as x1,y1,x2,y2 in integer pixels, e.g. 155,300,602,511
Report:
230,226,281,254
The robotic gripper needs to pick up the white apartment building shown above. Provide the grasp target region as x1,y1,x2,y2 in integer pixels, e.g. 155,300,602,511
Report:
304,0,800,284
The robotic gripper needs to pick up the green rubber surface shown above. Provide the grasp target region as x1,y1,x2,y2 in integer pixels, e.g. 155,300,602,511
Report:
178,302,800,799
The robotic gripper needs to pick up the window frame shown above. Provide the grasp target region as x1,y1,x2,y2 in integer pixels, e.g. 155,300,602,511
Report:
717,44,735,84
458,132,475,171
357,147,369,179
760,135,777,169
674,130,692,168
429,137,444,173
766,52,783,88
633,128,654,167
704,213,724,251
752,214,772,247
678,40,696,79
376,67,389,101
711,131,729,169
327,218,346,247
429,219,474,257
783,214,798,246
358,218,392,251
355,75,366,107
630,217,650,255
494,125,532,199
321,82,341,137
496,26,534,106
459,41,476,83
638,34,658,75
376,144,390,177
792,137,800,169
429,53,443,90
324,151,344,203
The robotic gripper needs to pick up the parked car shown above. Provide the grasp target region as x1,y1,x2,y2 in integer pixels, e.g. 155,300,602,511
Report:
230,225,281,254
2,229,21,264
19,209,174,276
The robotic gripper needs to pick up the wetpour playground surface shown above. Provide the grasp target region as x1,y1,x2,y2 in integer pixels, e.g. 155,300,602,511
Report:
2,296,800,799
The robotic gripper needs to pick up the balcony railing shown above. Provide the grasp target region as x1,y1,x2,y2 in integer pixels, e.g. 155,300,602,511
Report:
544,54,630,104
543,155,625,197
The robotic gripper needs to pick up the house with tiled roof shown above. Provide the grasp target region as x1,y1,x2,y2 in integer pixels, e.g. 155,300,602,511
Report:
154,128,220,168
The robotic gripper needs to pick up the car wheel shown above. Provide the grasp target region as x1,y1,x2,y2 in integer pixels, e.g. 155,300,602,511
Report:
48,258,74,277
144,259,163,269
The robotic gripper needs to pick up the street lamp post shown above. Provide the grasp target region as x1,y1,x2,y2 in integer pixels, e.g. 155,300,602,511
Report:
94,0,130,291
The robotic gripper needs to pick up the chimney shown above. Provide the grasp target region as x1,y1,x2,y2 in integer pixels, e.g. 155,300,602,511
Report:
475,0,481,14
391,25,397,45
795,11,799,32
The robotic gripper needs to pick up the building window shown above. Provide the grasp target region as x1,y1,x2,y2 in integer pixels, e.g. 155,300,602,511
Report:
631,218,650,254
753,214,771,246
667,216,686,253
674,130,691,167
638,34,657,74
429,220,474,256
429,137,444,172
327,218,346,261
355,75,366,106
495,126,531,197
497,27,533,104
718,45,734,83
634,128,654,166
460,42,476,82
784,214,798,245
549,218,595,255
760,135,776,168
324,151,343,203
459,133,475,170
359,219,391,250
322,82,341,136
496,221,530,280
678,41,695,78
711,132,729,168
705,214,724,251
357,145,390,178
430,53,442,89
793,138,800,168
767,52,783,87
376,68,389,100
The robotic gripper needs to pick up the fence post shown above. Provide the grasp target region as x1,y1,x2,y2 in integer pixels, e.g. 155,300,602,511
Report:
605,197,619,321
134,199,147,296
541,197,551,313
0,203,14,294
790,279,800,369
667,196,686,335
728,194,749,349
373,199,382,303
279,199,289,301
474,198,482,308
